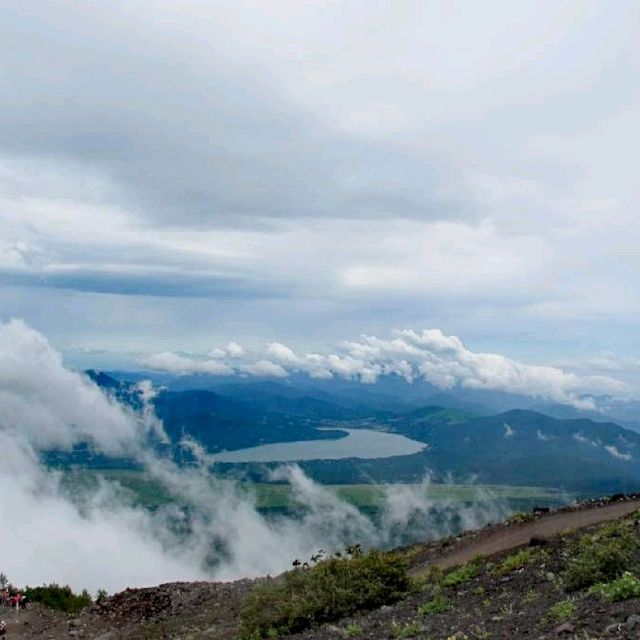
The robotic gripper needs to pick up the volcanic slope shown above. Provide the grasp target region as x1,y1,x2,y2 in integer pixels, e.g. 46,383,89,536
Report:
8,495,640,639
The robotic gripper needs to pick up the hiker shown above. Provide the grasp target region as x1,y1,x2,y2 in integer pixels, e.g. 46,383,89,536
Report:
0,620,7,636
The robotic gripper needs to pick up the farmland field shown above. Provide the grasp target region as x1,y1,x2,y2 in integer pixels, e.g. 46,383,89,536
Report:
61,468,571,511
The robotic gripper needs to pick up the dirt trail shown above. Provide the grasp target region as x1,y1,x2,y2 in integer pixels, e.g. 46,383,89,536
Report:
412,498,640,577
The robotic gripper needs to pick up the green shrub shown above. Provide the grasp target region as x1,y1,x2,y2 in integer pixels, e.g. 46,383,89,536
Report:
239,549,411,639
24,583,92,613
344,623,363,637
590,572,640,602
506,511,533,525
565,532,635,591
416,565,443,590
598,519,634,538
496,548,534,576
418,592,449,615
442,560,481,587
548,599,575,622
391,620,423,638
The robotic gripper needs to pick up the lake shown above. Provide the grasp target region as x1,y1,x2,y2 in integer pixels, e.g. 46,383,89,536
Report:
209,428,427,463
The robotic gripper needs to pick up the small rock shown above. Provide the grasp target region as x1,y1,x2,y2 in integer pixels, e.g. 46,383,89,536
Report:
626,614,640,630
554,622,574,635
546,571,556,581
533,506,550,515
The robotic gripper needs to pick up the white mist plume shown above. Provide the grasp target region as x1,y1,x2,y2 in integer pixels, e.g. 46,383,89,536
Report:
0,319,143,453
0,319,513,594
0,433,206,591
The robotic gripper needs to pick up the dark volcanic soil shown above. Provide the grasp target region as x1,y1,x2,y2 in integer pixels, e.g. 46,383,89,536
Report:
5,495,640,639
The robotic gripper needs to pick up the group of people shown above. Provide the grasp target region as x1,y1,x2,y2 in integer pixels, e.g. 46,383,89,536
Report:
0,590,28,637
0,591,27,610
0,591,29,636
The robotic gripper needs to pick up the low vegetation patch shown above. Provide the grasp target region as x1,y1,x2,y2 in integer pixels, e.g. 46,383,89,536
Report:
24,583,93,613
505,511,533,525
564,526,637,591
496,548,535,576
239,548,411,639
442,559,481,587
344,623,363,637
590,572,640,602
390,619,423,638
547,599,575,622
418,592,449,615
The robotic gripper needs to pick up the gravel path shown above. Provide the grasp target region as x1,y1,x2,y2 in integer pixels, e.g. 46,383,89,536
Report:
412,497,640,576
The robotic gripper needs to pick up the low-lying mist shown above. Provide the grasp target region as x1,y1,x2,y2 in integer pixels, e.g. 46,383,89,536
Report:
0,320,511,594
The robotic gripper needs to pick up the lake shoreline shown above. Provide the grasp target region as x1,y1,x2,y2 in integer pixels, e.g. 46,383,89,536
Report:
208,428,428,463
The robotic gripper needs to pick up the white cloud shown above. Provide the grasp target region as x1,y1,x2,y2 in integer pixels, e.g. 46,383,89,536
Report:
143,327,631,409
266,341,304,365
0,319,143,454
208,342,245,359
605,445,632,461
573,432,599,448
140,351,235,376
224,341,246,358
240,359,289,378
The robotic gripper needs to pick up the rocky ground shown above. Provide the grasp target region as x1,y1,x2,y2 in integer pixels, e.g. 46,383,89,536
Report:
4,495,640,639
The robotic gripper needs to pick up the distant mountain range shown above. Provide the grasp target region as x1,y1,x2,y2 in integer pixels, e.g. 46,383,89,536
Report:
75,371,640,493
104,368,640,431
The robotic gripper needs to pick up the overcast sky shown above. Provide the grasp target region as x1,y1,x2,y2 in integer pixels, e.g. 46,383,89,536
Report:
1,1,639,388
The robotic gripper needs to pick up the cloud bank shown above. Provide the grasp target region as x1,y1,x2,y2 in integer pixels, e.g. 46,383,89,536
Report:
141,328,630,409
0,320,509,594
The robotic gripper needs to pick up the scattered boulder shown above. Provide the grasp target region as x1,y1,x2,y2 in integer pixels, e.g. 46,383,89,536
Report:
626,614,640,630
554,622,574,635
605,622,623,635
529,535,549,547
